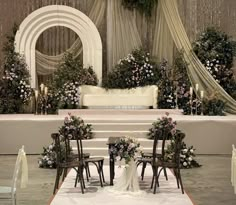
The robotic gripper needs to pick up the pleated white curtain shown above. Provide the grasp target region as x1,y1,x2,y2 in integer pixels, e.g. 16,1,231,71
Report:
35,0,106,75
106,0,142,71
160,0,236,113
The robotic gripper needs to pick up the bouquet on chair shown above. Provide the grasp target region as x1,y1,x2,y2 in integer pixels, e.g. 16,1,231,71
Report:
110,136,142,164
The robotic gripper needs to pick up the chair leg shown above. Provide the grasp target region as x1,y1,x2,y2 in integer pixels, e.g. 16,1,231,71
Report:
78,168,85,194
85,162,90,182
53,167,61,194
62,168,68,181
153,167,159,194
174,168,180,188
141,162,147,180
177,168,184,194
163,167,168,181
101,160,105,183
74,170,79,188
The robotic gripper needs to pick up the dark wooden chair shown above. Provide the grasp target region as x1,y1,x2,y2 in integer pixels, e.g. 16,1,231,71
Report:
152,131,185,194
137,131,168,181
74,130,105,187
52,133,85,194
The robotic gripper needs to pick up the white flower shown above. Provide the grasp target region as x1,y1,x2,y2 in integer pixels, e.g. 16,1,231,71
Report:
183,162,188,167
188,157,192,161
190,149,194,153
183,149,188,153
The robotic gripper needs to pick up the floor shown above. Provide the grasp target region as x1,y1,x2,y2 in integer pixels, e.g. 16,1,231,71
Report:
0,155,236,205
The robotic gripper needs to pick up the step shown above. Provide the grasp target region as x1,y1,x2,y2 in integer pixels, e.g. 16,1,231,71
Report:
91,130,149,138
71,138,154,147
90,122,153,131
72,147,161,156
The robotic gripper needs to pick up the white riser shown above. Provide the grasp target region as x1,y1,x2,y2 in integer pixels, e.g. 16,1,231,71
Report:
91,131,149,138
91,123,153,131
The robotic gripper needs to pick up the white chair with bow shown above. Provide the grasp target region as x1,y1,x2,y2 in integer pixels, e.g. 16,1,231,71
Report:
0,146,28,205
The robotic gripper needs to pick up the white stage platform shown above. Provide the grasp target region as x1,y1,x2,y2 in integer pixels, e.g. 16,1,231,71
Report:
0,109,236,154
50,166,194,205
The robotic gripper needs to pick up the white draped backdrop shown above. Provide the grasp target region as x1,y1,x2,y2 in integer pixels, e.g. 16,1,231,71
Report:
33,0,236,113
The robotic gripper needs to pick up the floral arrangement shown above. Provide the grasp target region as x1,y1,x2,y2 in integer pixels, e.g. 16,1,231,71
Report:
182,98,202,115
38,114,93,168
158,60,176,109
58,82,80,109
110,136,141,164
148,112,177,139
193,27,236,97
165,140,201,169
38,143,57,168
103,49,159,89
203,93,225,116
122,0,157,16
0,24,32,113
59,113,93,140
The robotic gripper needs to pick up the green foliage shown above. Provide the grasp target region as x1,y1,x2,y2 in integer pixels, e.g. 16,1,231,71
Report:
52,52,98,89
47,52,98,111
193,27,236,96
0,24,32,113
203,93,225,116
158,60,176,109
122,0,157,16
103,49,159,89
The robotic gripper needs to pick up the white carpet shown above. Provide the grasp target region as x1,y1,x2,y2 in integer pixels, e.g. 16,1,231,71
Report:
50,165,194,205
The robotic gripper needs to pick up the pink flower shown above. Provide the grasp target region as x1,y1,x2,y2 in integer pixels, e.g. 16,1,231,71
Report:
165,112,169,116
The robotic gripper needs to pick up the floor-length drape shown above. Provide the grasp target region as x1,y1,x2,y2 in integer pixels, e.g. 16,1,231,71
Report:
160,0,236,113
106,0,142,71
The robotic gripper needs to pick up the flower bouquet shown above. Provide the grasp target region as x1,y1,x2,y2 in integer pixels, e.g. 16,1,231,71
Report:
148,112,177,140
110,136,141,164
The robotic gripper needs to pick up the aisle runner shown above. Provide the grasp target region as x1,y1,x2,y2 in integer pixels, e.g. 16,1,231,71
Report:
50,165,194,205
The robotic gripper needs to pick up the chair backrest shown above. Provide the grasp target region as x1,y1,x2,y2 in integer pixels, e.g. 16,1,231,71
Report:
11,146,25,197
152,129,164,163
51,133,63,165
172,132,185,166
74,129,84,161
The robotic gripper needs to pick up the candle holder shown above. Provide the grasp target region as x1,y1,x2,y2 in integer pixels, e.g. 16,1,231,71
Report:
201,98,204,116
190,96,193,116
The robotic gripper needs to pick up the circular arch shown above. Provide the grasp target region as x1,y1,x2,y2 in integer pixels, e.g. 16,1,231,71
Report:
15,5,102,88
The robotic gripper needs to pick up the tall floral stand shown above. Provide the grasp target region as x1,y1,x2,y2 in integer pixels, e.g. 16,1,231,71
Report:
112,159,140,192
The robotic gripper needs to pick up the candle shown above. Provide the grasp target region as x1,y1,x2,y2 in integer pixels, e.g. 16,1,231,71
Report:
200,90,204,99
190,87,193,96
44,86,48,95
195,83,199,92
40,83,44,93
35,90,38,99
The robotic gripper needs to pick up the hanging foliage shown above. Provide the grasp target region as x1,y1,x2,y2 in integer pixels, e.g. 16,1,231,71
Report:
122,0,157,16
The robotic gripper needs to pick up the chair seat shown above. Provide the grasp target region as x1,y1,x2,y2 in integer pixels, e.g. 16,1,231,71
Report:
0,186,15,199
85,157,104,162
59,160,83,168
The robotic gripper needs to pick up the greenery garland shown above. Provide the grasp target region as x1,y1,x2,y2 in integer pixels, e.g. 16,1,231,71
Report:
122,0,157,16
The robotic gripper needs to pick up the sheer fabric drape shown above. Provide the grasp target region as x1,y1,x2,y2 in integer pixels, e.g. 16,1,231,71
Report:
106,0,142,70
160,0,236,113
35,0,106,75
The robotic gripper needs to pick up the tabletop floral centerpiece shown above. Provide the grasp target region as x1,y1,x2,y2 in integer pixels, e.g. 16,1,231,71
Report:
110,136,141,164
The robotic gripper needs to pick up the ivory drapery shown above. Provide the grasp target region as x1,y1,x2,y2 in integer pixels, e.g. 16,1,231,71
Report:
152,3,174,65
160,0,236,113
35,0,106,75
107,0,142,70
